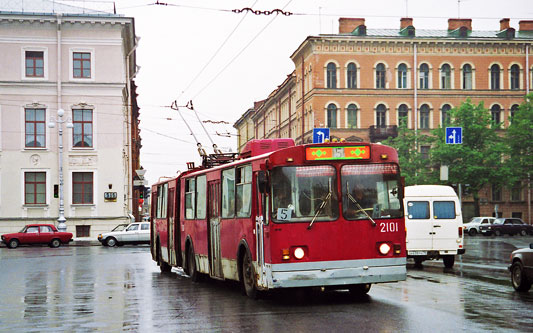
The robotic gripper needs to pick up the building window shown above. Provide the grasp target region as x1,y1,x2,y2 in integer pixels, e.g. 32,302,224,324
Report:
511,183,522,202
419,63,429,89
347,104,357,128
491,104,502,127
347,63,357,89
420,146,430,160
326,62,337,88
510,64,520,90
73,52,91,78
376,63,386,89
25,51,44,77
76,225,90,237
440,64,451,89
441,104,452,126
398,104,408,126
420,104,430,129
490,64,500,90
510,104,519,123
25,108,46,148
462,64,472,89
398,63,408,89
327,104,337,128
73,172,93,204
491,184,502,201
73,109,93,147
376,104,387,127
25,172,46,205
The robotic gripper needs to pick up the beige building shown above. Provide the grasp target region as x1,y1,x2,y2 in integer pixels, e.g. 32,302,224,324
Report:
234,17,533,222
0,1,140,237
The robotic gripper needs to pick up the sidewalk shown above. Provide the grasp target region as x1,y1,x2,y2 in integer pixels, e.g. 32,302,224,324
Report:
70,237,101,246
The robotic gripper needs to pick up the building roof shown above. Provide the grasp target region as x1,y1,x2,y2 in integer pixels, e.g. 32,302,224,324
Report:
321,28,533,40
0,0,121,17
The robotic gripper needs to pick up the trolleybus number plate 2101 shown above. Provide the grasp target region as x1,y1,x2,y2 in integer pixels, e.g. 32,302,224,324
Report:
380,222,399,233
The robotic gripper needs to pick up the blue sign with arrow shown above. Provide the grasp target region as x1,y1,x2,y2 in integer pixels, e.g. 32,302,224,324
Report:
313,128,330,143
445,127,462,144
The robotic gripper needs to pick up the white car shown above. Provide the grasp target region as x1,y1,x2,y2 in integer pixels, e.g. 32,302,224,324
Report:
464,217,496,236
98,222,150,247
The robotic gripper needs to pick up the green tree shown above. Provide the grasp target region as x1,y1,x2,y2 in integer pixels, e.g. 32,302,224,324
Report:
382,123,436,185
430,99,510,216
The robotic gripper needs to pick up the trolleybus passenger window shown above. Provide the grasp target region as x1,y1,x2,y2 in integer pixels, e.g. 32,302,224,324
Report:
271,166,338,222
407,201,429,219
236,165,252,218
161,183,168,219
185,178,195,219
196,176,207,219
156,185,163,219
341,164,402,220
222,168,235,218
433,201,455,219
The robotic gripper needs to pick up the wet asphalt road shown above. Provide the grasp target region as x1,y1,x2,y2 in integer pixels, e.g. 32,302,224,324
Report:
0,236,532,332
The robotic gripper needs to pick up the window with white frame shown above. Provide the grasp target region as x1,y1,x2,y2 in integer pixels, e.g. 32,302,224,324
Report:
347,63,357,89
441,104,452,126
462,64,473,90
419,104,430,129
376,104,387,127
419,64,429,89
510,64,520,90
25,108,46,148
490,64,501,90
376,63,386,89
72,172,93,204
327,104,337,128
491,104,502,127
25,172,46,205
326,63,337,88
397,63,408,89
73,109,93,148
398,104,408,127
346,104,357,128
440,64,451,89
510,104,519,123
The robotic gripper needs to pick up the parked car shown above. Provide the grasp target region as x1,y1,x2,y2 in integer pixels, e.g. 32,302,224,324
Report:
463,217,496,236
1,224,73,249
110,223,129,232
509,243,533,292
479,218,533,236
98,222,150,247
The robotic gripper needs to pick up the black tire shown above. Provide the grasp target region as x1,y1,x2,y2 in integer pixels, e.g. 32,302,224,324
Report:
511,261,532,292
241,250,258,299
494,230,501,236
8,239,19,249
157,244,171,273
520,229,527,236
106,237,118,247
50,239,61,248
188,246,200,282
414,257,424,267
468,229,477,236
443,255,455,268
349,283,371,297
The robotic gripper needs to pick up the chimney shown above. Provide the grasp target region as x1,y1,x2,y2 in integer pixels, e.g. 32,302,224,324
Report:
400,17,413,29
448,18,472,31
339,18,365,34
519,20,533,31
500,18,510,31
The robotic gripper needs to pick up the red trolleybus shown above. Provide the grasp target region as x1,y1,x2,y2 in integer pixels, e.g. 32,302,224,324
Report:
151,139,406,298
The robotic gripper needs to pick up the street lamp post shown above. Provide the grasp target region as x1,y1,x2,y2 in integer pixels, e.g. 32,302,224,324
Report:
48,108,73,232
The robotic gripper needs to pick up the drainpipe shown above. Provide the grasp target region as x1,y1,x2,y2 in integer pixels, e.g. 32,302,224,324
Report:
125,35,139,218
301,55,305,144
527,44,531,224
277,97,281,138
288,85,292,138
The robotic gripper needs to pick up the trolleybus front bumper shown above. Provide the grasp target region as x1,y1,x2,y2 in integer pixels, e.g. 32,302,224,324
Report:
266,257,406,289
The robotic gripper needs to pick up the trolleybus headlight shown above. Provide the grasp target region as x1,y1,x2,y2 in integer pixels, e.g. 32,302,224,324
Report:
294,247,305,260
378,243,391,255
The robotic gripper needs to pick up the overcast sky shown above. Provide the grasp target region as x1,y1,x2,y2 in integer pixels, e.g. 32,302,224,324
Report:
103,0,532,185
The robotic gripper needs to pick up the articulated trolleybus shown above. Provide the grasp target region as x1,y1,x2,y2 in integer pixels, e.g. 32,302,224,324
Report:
151,139,406,298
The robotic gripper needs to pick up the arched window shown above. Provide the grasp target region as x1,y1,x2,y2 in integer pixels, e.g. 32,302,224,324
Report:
347,63,357,89
462,64,472,90
490,64,500,90
419,63,429,89
326,63,337,88
398,104,409,126
510,104,519,122
376,63,386,89
420,104,430,129
510,64,520,90
398,64,408,89
441,104,452,125
491,104,501,126
376,104,387,127
440,64,451,89
347,104,357,128
327,103,337,128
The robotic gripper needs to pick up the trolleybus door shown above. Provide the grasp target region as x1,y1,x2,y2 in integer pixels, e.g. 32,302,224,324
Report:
167,188,176,266
208,181,223,278
255,172,267,288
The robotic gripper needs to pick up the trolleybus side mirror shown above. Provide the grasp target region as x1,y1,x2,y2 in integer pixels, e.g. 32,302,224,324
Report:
258,171,268,194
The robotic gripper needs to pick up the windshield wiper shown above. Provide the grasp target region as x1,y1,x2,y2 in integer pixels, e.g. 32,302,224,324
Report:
307,191,332,230
346,182,376,227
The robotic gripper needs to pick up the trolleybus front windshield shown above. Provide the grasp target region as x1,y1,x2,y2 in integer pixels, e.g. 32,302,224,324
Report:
341,164,402,220
271,166,338,223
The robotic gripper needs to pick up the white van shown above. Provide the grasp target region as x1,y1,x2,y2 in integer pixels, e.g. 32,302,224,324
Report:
404,185,465,268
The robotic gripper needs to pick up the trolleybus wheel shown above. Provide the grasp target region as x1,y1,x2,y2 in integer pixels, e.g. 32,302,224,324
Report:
443,255,455,268
157,244,171,273
188,246,200,282
242,250,258,299
348,283,371,297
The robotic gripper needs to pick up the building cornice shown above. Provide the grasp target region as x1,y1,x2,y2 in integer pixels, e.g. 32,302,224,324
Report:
0,13,132,26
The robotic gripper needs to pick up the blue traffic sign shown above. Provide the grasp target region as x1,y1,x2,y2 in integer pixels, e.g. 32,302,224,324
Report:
445,127,462,144
313,128,330,143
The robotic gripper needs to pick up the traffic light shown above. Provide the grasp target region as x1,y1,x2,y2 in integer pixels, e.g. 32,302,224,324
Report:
54,184,59,198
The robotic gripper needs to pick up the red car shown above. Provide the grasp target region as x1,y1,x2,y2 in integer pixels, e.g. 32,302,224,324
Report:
1,224,73,249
